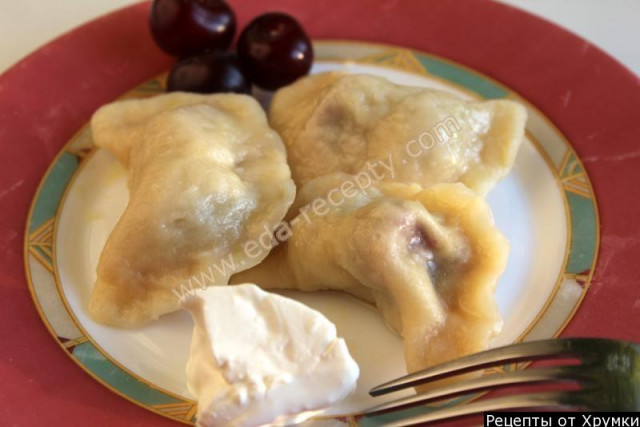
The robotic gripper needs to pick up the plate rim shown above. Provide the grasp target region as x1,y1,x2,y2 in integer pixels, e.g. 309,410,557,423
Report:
24,39,600,425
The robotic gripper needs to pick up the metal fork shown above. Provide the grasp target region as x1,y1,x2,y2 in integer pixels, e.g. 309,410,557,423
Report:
366,338,639,426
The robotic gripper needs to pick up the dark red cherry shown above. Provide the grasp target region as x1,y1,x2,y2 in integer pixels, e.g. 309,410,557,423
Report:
167,52,251,94
237,12,313,91
149,0,236,57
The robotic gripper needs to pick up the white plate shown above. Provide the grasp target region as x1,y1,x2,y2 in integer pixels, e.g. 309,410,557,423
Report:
26,41,598,425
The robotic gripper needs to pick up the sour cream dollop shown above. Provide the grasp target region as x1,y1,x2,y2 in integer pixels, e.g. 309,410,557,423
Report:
185,284,359,426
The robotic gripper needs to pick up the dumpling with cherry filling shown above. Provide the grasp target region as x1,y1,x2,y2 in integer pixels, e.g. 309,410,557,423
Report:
89,93,295,327
232,173,508,374
269,72,526,195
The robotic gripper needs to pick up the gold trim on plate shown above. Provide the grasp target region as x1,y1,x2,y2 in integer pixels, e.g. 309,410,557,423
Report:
24,39,600,425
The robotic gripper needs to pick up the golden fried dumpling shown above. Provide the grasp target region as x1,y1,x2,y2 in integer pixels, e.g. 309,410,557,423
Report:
270,72,526,195
232,174,508,373
89,93,296,327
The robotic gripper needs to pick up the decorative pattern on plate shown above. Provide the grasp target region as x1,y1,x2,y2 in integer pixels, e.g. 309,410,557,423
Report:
24,41,599,425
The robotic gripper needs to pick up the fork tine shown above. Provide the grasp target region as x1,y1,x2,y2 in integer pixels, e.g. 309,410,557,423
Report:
366,366,581,414
370,339,579,396
373,391,583,427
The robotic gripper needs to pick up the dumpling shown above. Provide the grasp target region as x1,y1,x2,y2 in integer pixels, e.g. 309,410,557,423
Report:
269,72,526,195
231,174,508,373
89,93,296,327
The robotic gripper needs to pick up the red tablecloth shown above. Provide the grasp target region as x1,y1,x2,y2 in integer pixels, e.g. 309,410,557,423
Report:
0,1,638,425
